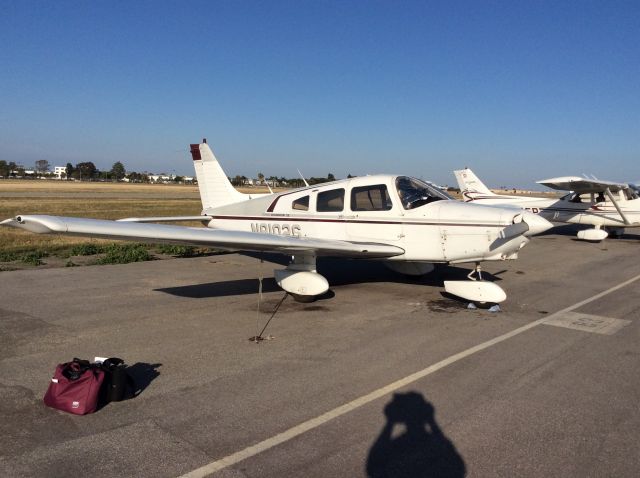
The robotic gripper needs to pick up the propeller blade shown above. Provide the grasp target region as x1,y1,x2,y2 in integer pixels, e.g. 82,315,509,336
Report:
500,212,553,239
500,219,529,239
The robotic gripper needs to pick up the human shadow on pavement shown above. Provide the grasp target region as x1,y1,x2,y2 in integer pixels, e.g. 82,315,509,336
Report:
366,392,466,478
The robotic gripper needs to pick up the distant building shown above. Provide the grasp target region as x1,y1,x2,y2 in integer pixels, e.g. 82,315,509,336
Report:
53,166,66,179
147,173,195,184
149,174,175,183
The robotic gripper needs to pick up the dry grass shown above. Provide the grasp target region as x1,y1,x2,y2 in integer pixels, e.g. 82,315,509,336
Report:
0,180,197,193
0,179,275,254
0,197,203,252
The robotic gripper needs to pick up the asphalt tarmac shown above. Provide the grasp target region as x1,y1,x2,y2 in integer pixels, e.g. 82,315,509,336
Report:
1,225,639,477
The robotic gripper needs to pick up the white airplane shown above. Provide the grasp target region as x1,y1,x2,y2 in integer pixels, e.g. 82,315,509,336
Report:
1,140,552,304
455,168,640,241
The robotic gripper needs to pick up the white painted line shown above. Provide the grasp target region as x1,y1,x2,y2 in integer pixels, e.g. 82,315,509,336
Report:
178,273,640,478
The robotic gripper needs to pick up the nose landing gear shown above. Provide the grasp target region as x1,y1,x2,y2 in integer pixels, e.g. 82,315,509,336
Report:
444,262,507,304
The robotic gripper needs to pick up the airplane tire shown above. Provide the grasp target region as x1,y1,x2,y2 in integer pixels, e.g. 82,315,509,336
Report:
291,293,317,303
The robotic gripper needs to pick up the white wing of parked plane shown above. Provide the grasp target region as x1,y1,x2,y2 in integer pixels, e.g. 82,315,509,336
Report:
536,176,628,193
0,215,404,258
537,176,635,227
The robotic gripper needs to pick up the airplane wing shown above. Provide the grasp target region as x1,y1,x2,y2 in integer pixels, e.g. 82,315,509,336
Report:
536,176,628,193
0,215,404,258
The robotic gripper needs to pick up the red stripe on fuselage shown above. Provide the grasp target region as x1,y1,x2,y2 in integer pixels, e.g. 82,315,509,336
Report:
208,215,507,228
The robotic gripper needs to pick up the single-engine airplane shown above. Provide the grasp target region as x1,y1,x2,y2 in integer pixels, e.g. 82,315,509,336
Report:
455,168,640,241
1,140,552,303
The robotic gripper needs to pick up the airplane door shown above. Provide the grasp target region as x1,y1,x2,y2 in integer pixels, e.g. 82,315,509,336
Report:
345,184,403,242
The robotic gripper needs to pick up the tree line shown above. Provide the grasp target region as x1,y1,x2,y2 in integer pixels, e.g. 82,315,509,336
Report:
0,159,148,182
1,159,347,187
230,172,340,187
63,161,128,181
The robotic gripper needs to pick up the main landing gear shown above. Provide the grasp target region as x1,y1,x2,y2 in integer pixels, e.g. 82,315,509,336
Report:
576,225,609,242
273,255,328,303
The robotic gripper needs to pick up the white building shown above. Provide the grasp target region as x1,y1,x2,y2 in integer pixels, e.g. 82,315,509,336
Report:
53,166,66,179
149,174,174,183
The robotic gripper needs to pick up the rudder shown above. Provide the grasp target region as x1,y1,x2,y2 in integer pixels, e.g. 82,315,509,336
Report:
454,168,496,200
191,140,246,211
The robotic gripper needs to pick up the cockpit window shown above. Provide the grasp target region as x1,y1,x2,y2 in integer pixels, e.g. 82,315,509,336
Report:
395,176,452,210
624,188,639,200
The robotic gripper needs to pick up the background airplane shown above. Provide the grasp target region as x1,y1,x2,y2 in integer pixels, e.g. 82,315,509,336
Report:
1,141,551,304
454,168,640,241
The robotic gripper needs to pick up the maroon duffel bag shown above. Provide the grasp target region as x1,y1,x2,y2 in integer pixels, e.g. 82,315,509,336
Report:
43,358,105,415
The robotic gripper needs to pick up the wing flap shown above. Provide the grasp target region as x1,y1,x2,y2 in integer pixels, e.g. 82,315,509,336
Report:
2,215,404,258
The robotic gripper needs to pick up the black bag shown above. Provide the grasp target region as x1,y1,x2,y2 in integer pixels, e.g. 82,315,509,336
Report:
99,358,136,403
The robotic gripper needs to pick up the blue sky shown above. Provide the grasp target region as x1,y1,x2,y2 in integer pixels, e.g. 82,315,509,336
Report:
1,1,639,187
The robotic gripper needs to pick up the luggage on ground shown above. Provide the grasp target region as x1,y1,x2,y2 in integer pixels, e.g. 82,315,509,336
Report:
99,357,135,403
43,358,105,415
43,357,137,414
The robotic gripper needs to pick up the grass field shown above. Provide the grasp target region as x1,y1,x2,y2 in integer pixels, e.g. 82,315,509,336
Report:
0,180,274,264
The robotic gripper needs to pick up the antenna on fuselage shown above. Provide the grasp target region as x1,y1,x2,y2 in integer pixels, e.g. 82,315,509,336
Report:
297,169,309,187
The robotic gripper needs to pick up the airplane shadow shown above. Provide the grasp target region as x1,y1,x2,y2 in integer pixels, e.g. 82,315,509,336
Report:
157,278,280,298
537,223,585,238
154,257,501,300
366,391,466,478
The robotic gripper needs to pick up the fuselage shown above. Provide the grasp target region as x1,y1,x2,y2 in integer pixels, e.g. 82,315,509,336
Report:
462,190,640,228
203,175,547,264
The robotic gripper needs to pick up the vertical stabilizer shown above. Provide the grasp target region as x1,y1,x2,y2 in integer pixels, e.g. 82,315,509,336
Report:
454,168,497,200
191,140,246,210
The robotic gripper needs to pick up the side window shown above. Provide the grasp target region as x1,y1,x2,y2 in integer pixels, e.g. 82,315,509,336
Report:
317,188,345,212
351,185,392,211
292,195,309,211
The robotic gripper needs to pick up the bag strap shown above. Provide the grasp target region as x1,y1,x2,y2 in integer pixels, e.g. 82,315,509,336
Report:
102,357,124,369
72,357,91,369
63,358,92,380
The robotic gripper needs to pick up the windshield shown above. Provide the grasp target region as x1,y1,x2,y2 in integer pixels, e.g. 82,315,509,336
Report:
395,176,453,210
